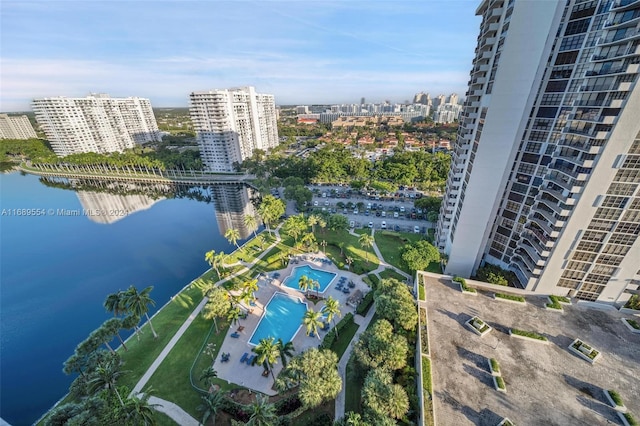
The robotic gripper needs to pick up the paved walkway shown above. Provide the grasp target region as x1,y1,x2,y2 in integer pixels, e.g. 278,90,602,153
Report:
130,227,283,398
148,396,199,426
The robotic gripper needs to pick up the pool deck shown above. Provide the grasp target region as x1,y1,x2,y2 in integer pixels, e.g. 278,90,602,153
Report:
213,252,369,395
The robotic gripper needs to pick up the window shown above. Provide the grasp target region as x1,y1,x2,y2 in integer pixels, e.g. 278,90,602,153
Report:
572,251,597,262
559,34,585,51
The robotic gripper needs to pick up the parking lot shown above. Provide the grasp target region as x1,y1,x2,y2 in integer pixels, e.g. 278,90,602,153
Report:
307,187,433,234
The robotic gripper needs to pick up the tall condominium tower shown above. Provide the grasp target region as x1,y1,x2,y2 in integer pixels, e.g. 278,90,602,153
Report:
32,94,161,156
0,114,37,139
436,0,640,304
189,86,279,172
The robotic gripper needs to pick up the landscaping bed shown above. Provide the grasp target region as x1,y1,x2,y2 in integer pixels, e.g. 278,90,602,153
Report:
488,358,500,376
420,307,429,355
619,412,639,426
509,328,548,344
568,339,601,363
622,318,640,334
453,276,477,295
465,316,492,336
604,389,627,412
546,295,570,311
495,293,526,304
422,356,434,426
493,375,506,393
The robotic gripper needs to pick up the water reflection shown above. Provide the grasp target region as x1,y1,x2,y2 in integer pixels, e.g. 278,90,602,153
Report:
38,176,260,230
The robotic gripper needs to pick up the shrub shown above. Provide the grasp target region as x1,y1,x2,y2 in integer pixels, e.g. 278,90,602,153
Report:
546,296,563,310
510,328,547,341
474,263,517,286
275,395,303,415
607,390,624,407
356,291,374,316
419,308,429,354
319,313,354,349
625,319,640,330
454,276,476,293
495,293,525,303
624,413,638,426
490,358,500,373
625,294,640,310
495,376,505,390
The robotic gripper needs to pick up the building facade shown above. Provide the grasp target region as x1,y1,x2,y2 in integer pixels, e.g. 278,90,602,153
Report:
0,114,38,140
32,94,161,156
433,103,463,123
436,0,640,304
189,86,278,172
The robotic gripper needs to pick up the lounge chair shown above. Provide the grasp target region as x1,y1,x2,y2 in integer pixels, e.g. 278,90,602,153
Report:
231,332,240,338
246,355,256,365
262,369,270,377
240,352,248,363
237,326,245,332
322,322,330,331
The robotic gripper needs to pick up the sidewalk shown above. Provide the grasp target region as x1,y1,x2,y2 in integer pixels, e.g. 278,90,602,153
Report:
148,396,199,426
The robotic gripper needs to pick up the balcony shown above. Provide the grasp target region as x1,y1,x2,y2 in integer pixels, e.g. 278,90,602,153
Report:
540,185,576,205
550,164,589,181
518,242,546,266
511,263,531,288
529,215,560,238
611,0,640,11
598,28,640,45
537,197,571,217
534,206,564,227
513,252,542,274
521,231,551,257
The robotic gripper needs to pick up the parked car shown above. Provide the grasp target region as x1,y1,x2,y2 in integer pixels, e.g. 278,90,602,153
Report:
381,211,386,217
314,200,318,206
393,212,399,218
381,221,387,229
368,221,373,228
350,220,355,228
400,206,405,213
394,225,401,231
414,225,420,233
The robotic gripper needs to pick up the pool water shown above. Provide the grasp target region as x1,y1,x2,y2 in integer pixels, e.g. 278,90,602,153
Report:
249,293,308,345
283,265,337,293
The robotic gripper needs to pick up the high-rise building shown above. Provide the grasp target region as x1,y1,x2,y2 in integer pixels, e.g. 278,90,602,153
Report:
436,0,640,305
32,94,160,157
432,103,463,124
448,93,459,105
189,86,278,172
0,114,37,140
33,94,161,156
433,94,447,109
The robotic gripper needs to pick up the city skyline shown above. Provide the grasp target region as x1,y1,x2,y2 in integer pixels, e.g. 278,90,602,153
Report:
0,1,480,112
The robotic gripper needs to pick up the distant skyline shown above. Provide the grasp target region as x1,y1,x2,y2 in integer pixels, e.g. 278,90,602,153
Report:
1,1,481,112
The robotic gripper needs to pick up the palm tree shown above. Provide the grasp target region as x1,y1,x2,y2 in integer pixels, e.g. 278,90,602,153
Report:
256,234,265,250
322,297,342,337
359,234,375,263
252,337,280,382
298,275,312,297
198,391,225,426
311,279,321,298
224,228,241,250
122,314,142,341
199,366,218,389
122,391,160,426
104,291,126,317
276,339,295,368
320,240,327,253
104,317,128,351
345,256,354,271
123,285,158,339
302,309,323,340
87,359,126,407
307,214,320,233
244,214,259,238
227,306,242,327
205,249,221,277
246,395,278,426
214,251,227,275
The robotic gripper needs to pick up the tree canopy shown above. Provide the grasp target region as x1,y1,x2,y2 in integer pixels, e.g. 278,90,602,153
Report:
353,319,408,371
401,240,440,272
374,279,418,331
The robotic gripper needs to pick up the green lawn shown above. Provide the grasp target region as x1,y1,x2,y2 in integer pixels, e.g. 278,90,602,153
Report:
224,232,277,264
418,281,425,301
145,314,235,419
155,411,179,426
379,268,407,282
373,231,422,274
117,277,211,390
344,356,363,415
315,229,379,274
330,318,359,361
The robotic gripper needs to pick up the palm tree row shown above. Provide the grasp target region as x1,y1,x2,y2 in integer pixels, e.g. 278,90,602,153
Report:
104,285,158,339
251,337,296,384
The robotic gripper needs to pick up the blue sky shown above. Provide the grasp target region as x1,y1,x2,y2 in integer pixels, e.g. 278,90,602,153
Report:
1,1,481,111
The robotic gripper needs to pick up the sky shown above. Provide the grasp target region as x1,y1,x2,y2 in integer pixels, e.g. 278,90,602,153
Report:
0,1,482,111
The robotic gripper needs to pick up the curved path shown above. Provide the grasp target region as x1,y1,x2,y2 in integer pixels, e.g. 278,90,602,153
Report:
147,396,199,426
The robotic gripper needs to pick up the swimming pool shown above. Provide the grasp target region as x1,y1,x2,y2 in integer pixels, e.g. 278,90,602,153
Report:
283,265,337,293
249,292,308,345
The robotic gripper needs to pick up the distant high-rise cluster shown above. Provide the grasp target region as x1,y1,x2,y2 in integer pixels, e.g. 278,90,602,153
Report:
32,94,161,157
0,114,37,140
437,0,640,305
189,86,279,172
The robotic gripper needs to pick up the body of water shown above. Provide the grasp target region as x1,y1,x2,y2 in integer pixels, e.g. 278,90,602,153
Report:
0,172,255,425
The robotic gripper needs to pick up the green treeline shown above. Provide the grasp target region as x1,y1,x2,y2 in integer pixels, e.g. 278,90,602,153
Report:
243,144,451,190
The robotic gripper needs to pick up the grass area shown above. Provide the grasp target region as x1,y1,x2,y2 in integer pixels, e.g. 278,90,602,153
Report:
224,232,277,264
425,261,443,273
379,267,407,282
155,411,179,425
490,358,500,374
625,318,640,330
145,313,235,419
495,293,526,303
291,400,334,426
418,279,425,301
373,231,423,274
344,357,362,415
117,277,211,390
510,328,547,341
453,276,476,293
495,376,506,390
316,229,379,275
608,390,624,407
422,356,434,426
330,319,360,361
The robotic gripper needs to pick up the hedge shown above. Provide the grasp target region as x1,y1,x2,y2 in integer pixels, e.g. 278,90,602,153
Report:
454,276,476,293
495,293,525,303
319,313,354,349
356,291,374,316
510,328,547,341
